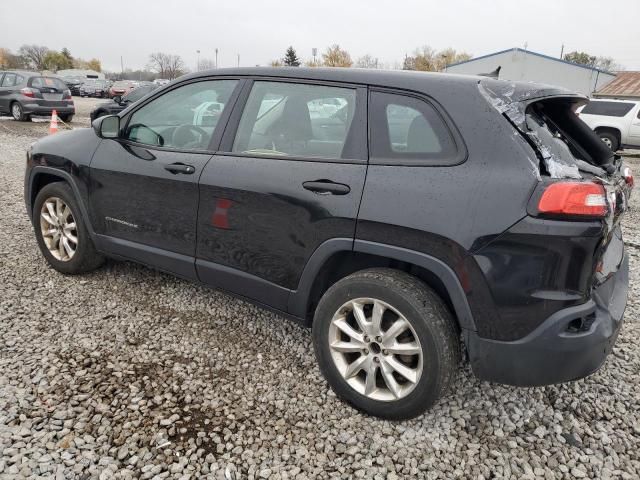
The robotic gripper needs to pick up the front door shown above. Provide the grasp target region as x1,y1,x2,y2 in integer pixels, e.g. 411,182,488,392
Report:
88,78,241,278
196,80,368,310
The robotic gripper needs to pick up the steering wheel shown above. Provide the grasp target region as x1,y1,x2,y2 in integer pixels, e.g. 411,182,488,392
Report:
172,124,208,149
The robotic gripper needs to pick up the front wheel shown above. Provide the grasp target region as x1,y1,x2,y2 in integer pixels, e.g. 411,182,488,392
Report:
312,268,460,420
33,182,104,274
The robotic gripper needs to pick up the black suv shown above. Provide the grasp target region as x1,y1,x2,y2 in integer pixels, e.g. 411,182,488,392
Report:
24,68,631,419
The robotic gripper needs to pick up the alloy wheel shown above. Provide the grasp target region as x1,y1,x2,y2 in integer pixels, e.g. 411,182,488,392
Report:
39,197,78,261
328,298,423,401
601,137,613,149
11,103,22,120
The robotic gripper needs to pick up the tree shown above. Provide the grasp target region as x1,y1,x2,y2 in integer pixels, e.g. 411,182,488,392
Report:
435,48,472,71
61,48,73,64
282,46,301,67
198,58,216,70
0,48,28,69
18,44,49,70
356,54,379,69
86,58,102,72
43,51,73,71
270,59,284,67
564,51,621,71
148,52,186,79
403,46,472,72
322,44,352,67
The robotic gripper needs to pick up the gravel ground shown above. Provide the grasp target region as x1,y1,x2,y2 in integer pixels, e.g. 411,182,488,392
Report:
1,117,639,479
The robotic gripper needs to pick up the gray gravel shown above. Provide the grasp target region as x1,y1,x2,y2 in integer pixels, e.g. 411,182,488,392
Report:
1,119,639,479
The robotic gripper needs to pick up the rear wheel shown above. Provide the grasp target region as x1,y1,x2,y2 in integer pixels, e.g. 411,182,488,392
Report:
11,102,29,121
312,268,460,419
598,131,619,151
33,182,104,274
59,114,73,123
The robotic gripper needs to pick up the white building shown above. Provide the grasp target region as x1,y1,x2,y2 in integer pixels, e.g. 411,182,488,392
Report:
55,68,105,80
446,48,615,96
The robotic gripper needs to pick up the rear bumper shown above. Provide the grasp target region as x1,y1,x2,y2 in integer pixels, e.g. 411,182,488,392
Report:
465,252,628,386
22,102,75,116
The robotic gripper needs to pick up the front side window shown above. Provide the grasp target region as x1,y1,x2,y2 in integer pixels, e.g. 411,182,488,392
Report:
124,79,238,150
1,73,16,87
232,81,357,160
370,91,457,164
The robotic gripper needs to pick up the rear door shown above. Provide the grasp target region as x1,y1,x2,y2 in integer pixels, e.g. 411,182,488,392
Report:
628,104,640,146
88,78,242,278
0,72,16,113
196,79,367,310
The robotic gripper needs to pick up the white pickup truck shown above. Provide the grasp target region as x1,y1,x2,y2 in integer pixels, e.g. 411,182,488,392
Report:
577,99,640,151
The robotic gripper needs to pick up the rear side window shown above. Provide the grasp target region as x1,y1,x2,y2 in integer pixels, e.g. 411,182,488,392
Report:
29,77,67,90
581,101,634,117
369,91,458,165
231,81,358,160
1,73,16,87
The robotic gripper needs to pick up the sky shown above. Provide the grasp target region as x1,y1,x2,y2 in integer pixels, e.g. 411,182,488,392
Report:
1,0,639,72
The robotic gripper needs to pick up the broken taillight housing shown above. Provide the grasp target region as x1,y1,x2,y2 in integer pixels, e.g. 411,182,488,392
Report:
538,182,608,217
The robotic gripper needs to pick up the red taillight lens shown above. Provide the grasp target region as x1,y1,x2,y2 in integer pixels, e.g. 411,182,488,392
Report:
20,88,35,98
538,182,608,217
623,166,634,188
63,89,72,100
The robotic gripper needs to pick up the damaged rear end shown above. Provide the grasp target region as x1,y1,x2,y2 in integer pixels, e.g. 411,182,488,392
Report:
466,80,632,386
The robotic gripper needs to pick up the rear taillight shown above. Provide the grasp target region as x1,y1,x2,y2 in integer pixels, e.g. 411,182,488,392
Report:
538,182,608,217
63,89,72,100
623,166,634,188
20,88,35,98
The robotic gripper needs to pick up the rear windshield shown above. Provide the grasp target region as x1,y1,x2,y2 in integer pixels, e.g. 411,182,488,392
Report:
29,77,67,90
581,101,635,117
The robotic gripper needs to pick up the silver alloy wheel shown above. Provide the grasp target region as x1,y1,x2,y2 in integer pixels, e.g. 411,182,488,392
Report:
40,197,78,261
328,298,423,401
11,103,21,120
600,136,613,149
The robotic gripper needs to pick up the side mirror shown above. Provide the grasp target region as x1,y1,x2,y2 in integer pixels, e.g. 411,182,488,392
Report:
112,95,122,104
93,115,120,139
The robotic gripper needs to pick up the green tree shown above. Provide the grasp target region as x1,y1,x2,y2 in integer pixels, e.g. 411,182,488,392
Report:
86,58,102,72
61,47,73,64
283,46,301,67
43,51,73,71
564,51,597,66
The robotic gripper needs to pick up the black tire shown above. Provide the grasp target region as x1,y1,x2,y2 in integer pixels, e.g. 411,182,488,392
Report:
598,131,619,152
11,101,29,121
313,268,460,420
32,182,105,275
93,110,107,120
58,114,73,123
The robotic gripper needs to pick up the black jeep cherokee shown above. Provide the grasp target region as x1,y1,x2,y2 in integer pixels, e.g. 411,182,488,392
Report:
24,68,632,419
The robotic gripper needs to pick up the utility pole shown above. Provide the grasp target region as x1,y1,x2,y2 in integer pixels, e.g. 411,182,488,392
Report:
312,47,317,66
215,48,219,68
197,49,200,71
560,43,565,60
237,53,240,67
120,56,124,79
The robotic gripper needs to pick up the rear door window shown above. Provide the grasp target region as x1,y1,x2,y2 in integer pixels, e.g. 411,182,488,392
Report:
369,91,458,164
231,81,358,160
580,101,634,117
1,73,16,87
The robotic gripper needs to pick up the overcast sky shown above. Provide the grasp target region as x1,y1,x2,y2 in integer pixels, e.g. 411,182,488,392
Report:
1,0,639,71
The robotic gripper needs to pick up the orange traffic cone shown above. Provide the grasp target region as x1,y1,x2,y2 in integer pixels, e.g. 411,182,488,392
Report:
49,110,58,134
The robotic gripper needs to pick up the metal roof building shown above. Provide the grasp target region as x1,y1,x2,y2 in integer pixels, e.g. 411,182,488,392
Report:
55,68,105,79
445,48,616,96
593,71,640,100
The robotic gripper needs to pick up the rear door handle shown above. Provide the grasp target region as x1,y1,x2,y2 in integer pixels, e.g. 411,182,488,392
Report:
165,163,195,174
302,180,350,195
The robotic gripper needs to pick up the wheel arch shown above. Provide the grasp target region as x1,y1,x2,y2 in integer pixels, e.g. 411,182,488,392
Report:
28,167,95,236
594,126,622,144
288,239,476,332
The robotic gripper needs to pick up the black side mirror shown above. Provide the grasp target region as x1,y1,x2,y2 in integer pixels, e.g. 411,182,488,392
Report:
112,95,122,104
93,115,120,139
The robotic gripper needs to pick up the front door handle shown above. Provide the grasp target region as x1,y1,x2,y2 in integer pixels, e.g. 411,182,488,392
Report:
302,180,350,195
165,163,195,174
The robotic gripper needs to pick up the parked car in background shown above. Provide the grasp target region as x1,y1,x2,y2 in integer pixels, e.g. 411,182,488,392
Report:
62,76,84,96
24,68,631,419
0,70,74,122
89,84,158,121
153,78,170,86
108,80,136,98
578,99,640,151
79,79,110,98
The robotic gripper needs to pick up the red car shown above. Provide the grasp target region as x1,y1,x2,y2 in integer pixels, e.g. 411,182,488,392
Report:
109,80,136,98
